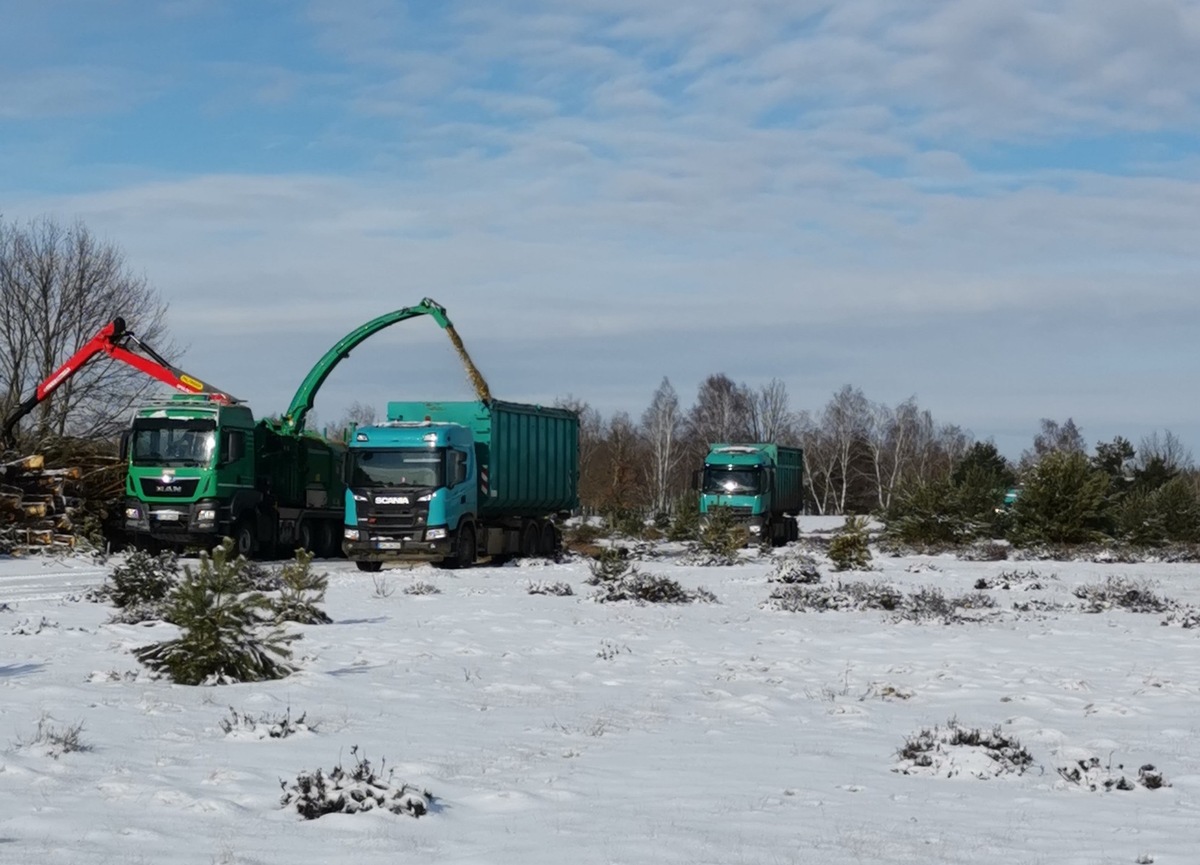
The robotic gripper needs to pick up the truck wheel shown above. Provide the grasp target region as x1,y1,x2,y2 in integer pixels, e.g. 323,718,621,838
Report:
444,524,476,570
316,521,337,558
538,522,558,557
520,521,539,558
355,560,382,573
296,520,314,553
234,519,256,559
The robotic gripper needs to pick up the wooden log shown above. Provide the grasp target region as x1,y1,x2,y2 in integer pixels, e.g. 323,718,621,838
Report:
3,454,45,472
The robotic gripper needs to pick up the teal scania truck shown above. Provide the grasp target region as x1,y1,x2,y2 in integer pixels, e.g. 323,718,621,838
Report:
343,399,579,571
121,298,470,557
698,442,804,545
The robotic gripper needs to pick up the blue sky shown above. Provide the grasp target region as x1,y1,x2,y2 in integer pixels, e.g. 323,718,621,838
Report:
2,0,1199,460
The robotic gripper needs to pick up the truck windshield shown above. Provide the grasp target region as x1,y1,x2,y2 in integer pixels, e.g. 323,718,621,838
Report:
130,419,217,467
350,448,445,488
702,466,762,494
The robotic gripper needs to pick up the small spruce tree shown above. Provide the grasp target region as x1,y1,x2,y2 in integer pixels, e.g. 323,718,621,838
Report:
667,495,700,542
828,515,873,571
695,505,746,564
108,549,180,609
272,548,332,625
135,539,295,685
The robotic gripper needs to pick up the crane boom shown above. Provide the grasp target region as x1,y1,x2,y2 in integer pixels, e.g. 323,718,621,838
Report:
2,317,238,449
277,297,491,437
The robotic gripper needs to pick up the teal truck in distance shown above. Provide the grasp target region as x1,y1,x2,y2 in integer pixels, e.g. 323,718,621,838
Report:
122,298,465,557
698,443,804,545
343,399,579,571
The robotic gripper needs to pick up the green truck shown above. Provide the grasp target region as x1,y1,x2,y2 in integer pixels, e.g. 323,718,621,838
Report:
343,399,579,570
122,298,466,557
122,395,346,557
698,442,804,545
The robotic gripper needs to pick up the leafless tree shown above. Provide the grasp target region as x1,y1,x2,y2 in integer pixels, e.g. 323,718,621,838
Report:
598,410,647,513
0,216,175,446
336,400,378,432
640,377,684,515
1136,429,1194,473
1020,418,1086,470
801,385,873,515
687,373,754,445
866,397,930,510
751,378,797,444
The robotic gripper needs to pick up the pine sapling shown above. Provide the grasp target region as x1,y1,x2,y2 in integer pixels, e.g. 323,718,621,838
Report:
135,539,295,685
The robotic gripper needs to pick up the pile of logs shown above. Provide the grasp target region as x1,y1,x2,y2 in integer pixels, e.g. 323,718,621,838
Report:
0,453,123,554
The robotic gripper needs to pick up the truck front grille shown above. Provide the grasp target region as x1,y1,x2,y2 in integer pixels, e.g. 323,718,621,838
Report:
363,504,429,534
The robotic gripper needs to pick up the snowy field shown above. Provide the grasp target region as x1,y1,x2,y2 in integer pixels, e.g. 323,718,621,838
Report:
2,519,1199,865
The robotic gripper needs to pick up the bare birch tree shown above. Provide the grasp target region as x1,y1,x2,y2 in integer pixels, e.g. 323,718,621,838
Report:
801,385,873,515
641,377,683,514
752,378,796,443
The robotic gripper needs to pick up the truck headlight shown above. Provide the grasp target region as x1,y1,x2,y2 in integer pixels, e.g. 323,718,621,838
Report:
125,507,141,520
344,528,359,541
197,508,216,522
748,524,762,534
425,527,447,540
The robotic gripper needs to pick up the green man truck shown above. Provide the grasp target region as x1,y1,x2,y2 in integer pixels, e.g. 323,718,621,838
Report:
343,399,579,571
122,298,475,557
121,394,346,557
698,443,804,545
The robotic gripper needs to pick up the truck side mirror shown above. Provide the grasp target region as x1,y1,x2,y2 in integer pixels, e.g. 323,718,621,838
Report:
119,431,131,462
691,470,701,491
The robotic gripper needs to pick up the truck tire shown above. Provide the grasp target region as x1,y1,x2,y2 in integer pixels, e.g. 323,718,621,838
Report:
316,521,338,558
520,521,539,558
234,518,256,559
538,521,558,557
296,520,314,553
355,560,382,573
443,523,476,570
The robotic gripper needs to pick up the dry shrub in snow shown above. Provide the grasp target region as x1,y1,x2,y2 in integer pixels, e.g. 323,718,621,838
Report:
18,715,91,759
402,580,441,596
957,541,1009,561
586,548,715,604
1056,757,1169,792
220,705,312,740
768,553,821,584
766,580,903,613
1072,576,1174,614
766,582,995,623
527,580,574,596
280,746,431,819
898,587,997,624
894,719,1034,779
8,616,57,635
975,568,1054,591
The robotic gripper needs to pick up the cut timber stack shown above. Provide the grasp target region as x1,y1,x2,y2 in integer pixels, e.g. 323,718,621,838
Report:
0,453,89,553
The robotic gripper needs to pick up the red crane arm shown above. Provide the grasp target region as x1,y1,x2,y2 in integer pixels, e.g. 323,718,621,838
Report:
3,317,237,448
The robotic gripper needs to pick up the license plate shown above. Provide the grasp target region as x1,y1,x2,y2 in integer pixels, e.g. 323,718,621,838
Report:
376,541,403,550
155,511,182,522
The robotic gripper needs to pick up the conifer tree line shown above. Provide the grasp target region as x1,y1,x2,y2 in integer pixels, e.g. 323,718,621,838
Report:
557,377,1200,548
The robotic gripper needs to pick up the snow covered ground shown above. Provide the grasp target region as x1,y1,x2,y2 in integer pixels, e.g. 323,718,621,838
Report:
2,520,1199,864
